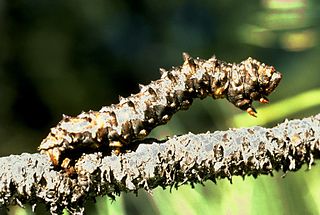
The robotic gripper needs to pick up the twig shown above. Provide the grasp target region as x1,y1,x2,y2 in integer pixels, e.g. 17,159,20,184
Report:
0,114,319,214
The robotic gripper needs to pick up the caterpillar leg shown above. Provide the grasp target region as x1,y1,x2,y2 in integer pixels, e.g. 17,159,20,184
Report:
246,107,257,117
246,96,270,117
61,157,71,169
42,148,61,167
259,97,269,104
109,141,124,155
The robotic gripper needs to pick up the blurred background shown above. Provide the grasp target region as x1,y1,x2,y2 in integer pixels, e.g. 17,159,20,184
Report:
0,0,320,214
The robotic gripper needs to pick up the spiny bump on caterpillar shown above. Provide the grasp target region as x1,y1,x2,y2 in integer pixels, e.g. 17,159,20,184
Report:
38,52,282,168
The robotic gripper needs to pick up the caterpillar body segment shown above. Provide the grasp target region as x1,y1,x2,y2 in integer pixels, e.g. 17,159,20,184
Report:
39,53,282,167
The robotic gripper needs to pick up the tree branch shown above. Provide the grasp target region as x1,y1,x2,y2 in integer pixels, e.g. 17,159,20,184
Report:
0,114,319,214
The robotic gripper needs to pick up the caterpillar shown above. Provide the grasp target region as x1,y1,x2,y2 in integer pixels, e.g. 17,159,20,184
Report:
39,53,282,168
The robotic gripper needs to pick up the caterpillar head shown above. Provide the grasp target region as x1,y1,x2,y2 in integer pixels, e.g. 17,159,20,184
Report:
227,57,282,117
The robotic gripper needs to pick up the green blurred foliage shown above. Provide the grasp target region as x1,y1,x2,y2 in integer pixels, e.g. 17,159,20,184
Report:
0,0,319,214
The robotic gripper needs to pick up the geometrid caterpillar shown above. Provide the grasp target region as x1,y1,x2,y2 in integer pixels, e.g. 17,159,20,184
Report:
39,53,282,168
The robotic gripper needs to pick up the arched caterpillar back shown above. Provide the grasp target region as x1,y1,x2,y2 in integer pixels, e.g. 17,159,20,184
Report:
39,53,282,168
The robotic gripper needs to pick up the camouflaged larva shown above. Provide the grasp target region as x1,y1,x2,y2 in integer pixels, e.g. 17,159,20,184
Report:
38,53,282,167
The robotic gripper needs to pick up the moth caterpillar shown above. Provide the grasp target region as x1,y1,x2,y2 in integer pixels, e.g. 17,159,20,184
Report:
39,53,282,168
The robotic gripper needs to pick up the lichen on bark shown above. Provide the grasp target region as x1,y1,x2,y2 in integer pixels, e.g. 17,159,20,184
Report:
0,114,319,214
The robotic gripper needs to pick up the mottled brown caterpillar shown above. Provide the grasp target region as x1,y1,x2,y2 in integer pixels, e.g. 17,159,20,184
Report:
39,53,282,168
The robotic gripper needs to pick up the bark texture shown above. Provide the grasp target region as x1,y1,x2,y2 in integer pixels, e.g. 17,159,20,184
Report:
0,114,319,214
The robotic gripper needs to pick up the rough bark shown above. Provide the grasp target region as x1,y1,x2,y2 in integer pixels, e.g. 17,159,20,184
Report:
0,114,319,214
